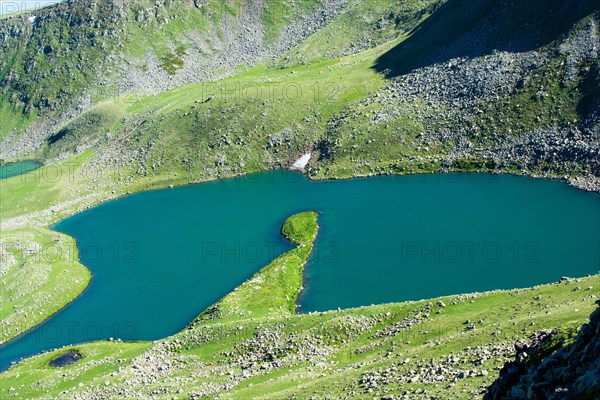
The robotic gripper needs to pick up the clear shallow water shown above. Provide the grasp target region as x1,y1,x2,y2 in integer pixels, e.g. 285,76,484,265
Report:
0,160,42,179
1,171,599,370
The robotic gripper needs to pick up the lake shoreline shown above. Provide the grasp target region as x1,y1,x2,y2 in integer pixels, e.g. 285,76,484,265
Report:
1,168,598,371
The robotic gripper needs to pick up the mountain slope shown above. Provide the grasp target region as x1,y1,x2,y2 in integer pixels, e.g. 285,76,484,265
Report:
1,0,598,189
0,0,348,157
375,0,599,76
313,2,599,187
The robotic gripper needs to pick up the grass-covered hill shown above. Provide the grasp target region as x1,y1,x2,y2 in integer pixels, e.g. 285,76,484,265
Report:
0,0,597,189
0,0,599,398
0,0,348,156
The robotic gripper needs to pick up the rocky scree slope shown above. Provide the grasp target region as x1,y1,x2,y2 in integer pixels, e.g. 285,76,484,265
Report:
312,1,599,190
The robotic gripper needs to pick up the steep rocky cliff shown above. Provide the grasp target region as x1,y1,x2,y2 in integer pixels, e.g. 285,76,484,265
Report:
485,301,600,399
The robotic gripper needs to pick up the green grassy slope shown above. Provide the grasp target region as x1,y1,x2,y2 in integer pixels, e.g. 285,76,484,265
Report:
0,0,326,141
310,51,597,178
1,0,597,185
29,16,597,187
0,226,89,344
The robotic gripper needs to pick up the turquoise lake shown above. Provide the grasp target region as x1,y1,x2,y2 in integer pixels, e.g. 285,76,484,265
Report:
0,160,42,180
1,171,599,370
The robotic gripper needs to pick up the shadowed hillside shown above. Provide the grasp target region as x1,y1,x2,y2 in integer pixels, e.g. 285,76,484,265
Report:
375,0,600,77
